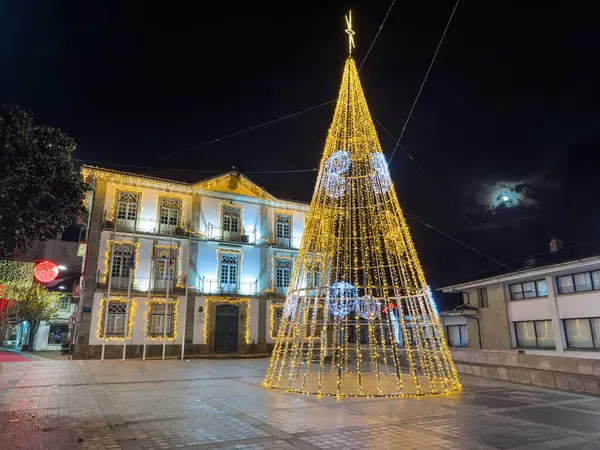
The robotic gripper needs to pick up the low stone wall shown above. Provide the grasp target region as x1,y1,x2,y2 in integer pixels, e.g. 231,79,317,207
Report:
450,349,600,395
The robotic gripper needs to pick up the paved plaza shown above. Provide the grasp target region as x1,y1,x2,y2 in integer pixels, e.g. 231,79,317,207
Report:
1,357,600,449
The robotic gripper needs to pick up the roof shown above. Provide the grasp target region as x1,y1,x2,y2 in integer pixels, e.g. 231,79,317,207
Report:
440,240,600,291
81,165,310,208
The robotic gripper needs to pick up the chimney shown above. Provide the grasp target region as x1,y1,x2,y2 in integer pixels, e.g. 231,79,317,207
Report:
549,237,563,253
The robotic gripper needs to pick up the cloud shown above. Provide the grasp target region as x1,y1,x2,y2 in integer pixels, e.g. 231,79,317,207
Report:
461,175,562,230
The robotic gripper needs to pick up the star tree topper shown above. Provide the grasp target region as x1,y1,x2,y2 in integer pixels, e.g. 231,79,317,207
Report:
345,10,356,54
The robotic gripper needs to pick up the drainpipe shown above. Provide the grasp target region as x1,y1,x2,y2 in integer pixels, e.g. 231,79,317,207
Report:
455,289,483,350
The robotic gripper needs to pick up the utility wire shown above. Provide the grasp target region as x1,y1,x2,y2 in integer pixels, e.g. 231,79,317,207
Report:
388,0,460,164
358,0,396,72
147,2,396,164
149,100,336,163
403,212,514,272
374,118,458,207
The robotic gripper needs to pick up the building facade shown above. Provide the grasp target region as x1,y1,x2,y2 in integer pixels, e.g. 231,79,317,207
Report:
75,166,308,359
439,241,600,360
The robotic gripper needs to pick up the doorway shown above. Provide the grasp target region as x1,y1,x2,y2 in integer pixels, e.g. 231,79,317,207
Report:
215,305,239,353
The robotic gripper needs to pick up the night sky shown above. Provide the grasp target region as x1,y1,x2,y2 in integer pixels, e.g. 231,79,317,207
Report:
2,1,599,306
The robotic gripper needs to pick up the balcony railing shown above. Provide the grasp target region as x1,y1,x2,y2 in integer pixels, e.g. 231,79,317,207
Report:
200,226,257,244
96,274,187,292
267,233,302,249
103,214,190,237
198,278,259,296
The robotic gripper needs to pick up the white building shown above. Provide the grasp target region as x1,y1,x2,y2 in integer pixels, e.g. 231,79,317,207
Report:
439,239,600,359
75,166,308,358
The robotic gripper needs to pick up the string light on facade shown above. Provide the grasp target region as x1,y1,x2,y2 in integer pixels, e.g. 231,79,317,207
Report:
204,297,251,347
97,297,136,340
264,13,461,398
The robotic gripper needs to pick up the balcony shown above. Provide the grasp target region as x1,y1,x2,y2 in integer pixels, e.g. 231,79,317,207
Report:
199,226,257,244
198,278,259,296
103,215,190,238
96,274,187,292
267,233,301,249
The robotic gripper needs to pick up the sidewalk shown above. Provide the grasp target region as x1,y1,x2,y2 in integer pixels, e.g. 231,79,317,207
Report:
0,348,66,361
0,349,28,362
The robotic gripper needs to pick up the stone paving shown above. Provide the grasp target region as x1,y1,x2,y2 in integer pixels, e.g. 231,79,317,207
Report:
1,358,600,449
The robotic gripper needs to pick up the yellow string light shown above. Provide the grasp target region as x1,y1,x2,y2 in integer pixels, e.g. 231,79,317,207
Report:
103,240,140,281
96,297,136,340
145,298,179,341
157,193,186,230
263,17,461,397
203,297,251,347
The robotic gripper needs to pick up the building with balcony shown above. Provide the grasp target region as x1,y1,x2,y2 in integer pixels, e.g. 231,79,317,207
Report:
439,239,600,360
75,166,308,358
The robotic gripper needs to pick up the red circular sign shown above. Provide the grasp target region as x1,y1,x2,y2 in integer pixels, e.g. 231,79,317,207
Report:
34,260,59,284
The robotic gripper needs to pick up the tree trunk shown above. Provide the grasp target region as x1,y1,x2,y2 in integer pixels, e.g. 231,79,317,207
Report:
28,320,39,351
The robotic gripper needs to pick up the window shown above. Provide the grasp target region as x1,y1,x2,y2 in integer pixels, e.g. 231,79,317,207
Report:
116,192,139,225
47,324,69,345
275,213,292,246
564,318,595,349
154,247,176,289
222,205,241,234
106,303,127,335
509,280,547,300
557,271,600,294
514,320,555,348
220,254,238,290
111,244,133,279
275,258,292,288
478,288,489,308
58,296,70,311
446,325,468,347
272,307,284,337
159,198,180,231
310,263,322,289
149,303,174,336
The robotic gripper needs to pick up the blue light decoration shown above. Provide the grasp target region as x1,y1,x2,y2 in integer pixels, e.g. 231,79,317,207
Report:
370,152,392,194
283,296,297,319
389,308,402,344
356,296,381,320
425,285,439,317
326,281,358,317
323,150,351,199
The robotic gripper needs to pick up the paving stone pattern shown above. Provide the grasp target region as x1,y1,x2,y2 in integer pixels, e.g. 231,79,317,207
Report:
1,359,600,449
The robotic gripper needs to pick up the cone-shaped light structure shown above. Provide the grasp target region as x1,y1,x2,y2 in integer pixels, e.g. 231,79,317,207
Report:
264,55,461,397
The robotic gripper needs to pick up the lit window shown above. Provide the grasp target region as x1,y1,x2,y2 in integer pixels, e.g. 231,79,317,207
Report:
514,320,554,348
222,205,241,234
106,303,127,335
159,198,180,232
149,303,174,336
111,244,133,283
220,254,239,292
274,213,292,246
564,318,594,349
116,192,138,226
275,259,292,288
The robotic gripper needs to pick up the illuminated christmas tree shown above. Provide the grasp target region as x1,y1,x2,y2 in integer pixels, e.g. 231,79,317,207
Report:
264,12,461,397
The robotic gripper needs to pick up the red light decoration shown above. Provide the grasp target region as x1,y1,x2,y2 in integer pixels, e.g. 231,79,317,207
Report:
34,260,59,284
